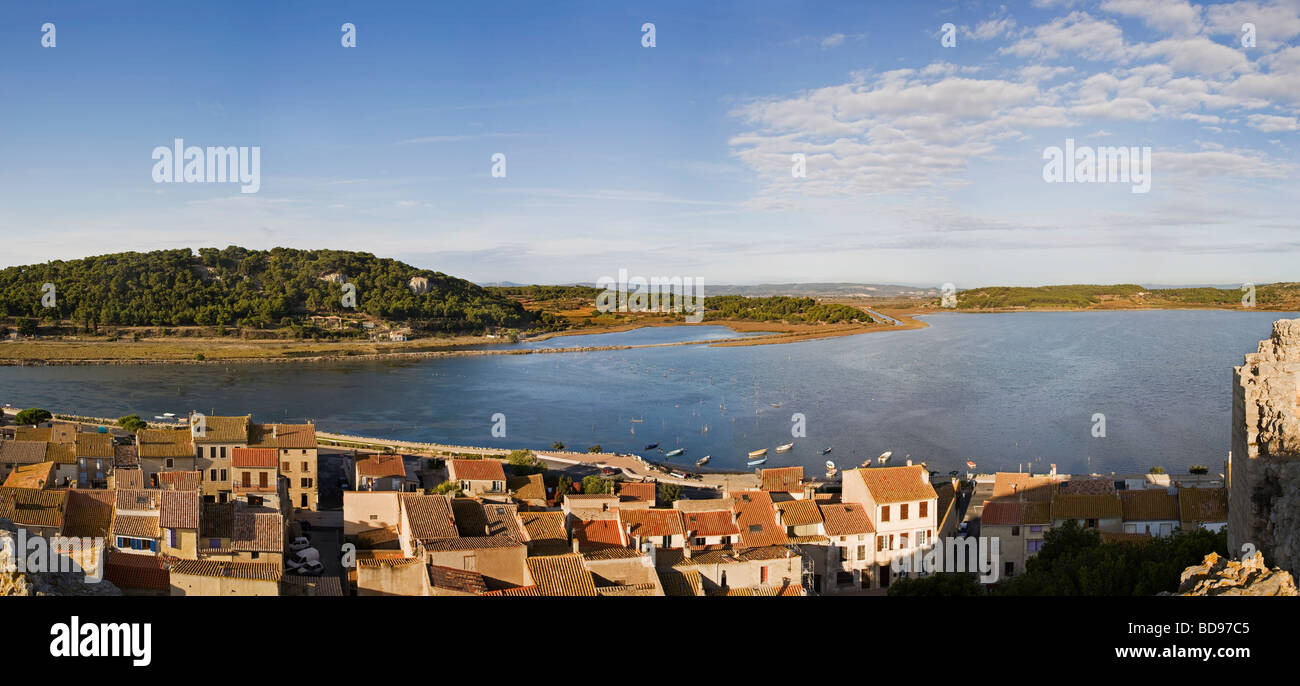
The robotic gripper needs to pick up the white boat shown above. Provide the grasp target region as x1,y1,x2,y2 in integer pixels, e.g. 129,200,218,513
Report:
825,460,838,476
775,442,794,453
747,456,768,466
877,451,892,464
747,448,767,458
696,455,710,466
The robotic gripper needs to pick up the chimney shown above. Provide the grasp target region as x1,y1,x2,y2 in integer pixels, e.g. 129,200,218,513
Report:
1050,463,1057,477
272,425,278,438
684,530,695,559
906,459,912,467
571,536,580,554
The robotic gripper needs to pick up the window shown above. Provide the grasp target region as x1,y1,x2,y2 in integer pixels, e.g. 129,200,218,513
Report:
720,536,730,545
748,524,762,533
1125,523,1137,534
1086,518,1098,528
117,537,129,548
250,552,259,559
241,472,251,487
877,536,886,552
209,446,216,458
219,469,227,481
301,461,308,471
900,503,909,519
209,538,219,549
856,545,866,560
1011,526,1020,536
302,449,307,455
301,477,313,488
258,471,268,488
168,529,177,547
165,458,174,468
282,462,290,472
219,446,226,459
1030,525,1043,533
761,566,769,583
900,533,909,548
300,493,308,508
1027,539,1044,553
209,469,217,481
920,501,928,517
1004,561,1014,576
881,506,890,522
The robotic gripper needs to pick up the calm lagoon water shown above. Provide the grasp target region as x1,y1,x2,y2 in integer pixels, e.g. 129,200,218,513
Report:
1,311,1292,475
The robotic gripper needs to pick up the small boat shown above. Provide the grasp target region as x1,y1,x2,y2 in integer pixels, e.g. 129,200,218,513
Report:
664,448,685,458
770,403,782,408
775,442,794,453
822,447,833,455
877,451,892,464
644,443,659,451
670,471,687,479
825,460,838,476
747,448,767,458
966,460,977,469
747,456,768,466
631,417,644,423
696,455,710,466
861,458,873,467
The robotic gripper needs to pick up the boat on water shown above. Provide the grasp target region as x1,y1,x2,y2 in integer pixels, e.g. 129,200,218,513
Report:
747,456,768,466
747,448,768,458
696,455,710,466
631,417,644,423
822,447,833,455
877,451,892,464
860,458,872,467
770,403,782,408
664,448,685,458
825,460,838,475
775,442,794,453
966,460,977,469
644,443,659,451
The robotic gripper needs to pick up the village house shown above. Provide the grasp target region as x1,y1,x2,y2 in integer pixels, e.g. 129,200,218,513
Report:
730,490,790,549
841,465,938,589
507,472,548,508
76,432,115,489
2,461,56,489
0,440,47,483
353,453,411,492
677,499,741,548
820,502,876,591
136,429,197,492
112,489,162,555
423,535,529,589
657,545,804,596
760,466,806,500
1120,489,1182,537
447,459,507,498
169,559,281,596
249,422,318,512
1049,493,1123,534
159,489,200,559
356,556,430,596
525,553,598,596
518,510,569,556
0,486,66,538
619,507,686,549
1178,488,1228,532
231,447,281,509
230,511,285,569
190,415,250,502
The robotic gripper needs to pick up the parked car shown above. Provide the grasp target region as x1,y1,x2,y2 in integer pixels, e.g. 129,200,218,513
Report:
293,560,324,576
286,547,320,571
289,536,311,552
600,467,618,476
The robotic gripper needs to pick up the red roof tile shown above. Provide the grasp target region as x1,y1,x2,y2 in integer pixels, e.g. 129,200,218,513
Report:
731,490,789,548
761,466,804,492
572,518,625,551
231,448,278,468
620,508,685,538
449,459,505,482
852,466,938,504
681,510,740,537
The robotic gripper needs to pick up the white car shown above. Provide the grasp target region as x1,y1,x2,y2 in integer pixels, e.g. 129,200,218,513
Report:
293,560,324,576
289,536,311,552
286,547,320,571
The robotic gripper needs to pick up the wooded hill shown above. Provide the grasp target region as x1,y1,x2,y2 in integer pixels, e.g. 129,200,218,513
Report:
0,247,560,333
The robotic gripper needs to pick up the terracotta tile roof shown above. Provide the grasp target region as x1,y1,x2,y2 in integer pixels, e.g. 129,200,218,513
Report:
113,514,160,538
62,490,116,538
357,556,423,568
449,459,505,482
991,472,1060,501
1021,501,1052,525
170,559,281,582
75,433,115,459
480,585,541,596
820,503,875,536
248,423,317,449
114,444,139,469
596,582,660,596
789,534,830,544
428,564,490,594
116,489,162,512
0,486,66,527
50,422,78,443
1120,489,1180,522
520,511,567,547
232,512,282,553
681,509,740,537
526,554,597,596
761,466,804,492
1179,488,1228,523
852,466,938,504
483,502,526,541
674,498,735,512
160,490,200,529
190,416,249,443
981,501,1024,526
730,490,789,548
665,545,799,567
137,429,194,459
399,493,458,541
1050,494,1122,520
201,502,235,538
44,442,78,465
616,481,656,503
104,552,169,591
114,468,144,489
580,547,646,561
2,461,55,489
423,535,524,552
620,508,685,538
0,440,47,465
659,568,704,596
231,447,278,468
572,518,625,551
355,453,407,478
14,427,52,442
935,482,957,523
775,499,822,527
1058,478,1116,495
508,473,546,501
280,576,344,596
450,499,490,537
156,471,200,492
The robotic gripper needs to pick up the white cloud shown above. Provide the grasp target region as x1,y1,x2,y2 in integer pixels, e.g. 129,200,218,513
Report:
1101,0,1204,37
1246,113,1300,131
972,17,1017,41
1002,11,1129,61
821,33,846,49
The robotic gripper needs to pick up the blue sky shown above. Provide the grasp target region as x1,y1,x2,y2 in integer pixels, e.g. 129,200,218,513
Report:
1,0,1297,287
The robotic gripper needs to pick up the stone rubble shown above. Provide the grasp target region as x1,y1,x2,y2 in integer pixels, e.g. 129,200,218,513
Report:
1170,551,1297,596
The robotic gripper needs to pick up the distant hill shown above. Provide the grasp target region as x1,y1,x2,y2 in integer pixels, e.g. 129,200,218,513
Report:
0,247,555,333
944,283,1300,310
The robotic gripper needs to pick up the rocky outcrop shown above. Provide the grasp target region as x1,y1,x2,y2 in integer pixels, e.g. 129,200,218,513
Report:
408,276,430,295
1230,318,1300,579
0,526,121,596
1170,551,1297,596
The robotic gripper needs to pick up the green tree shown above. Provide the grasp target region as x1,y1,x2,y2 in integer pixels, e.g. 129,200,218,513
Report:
581,475,612,495
430,480,460,495
551,441,565,451
587,445,602,453
1149,466,1167,474
657,482,682,506
117,414,148,432
1189,465,1209,475
16,317,37,337
507,450,537,467
13,408,52,426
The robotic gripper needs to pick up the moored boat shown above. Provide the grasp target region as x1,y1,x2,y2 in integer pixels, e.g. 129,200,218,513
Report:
664,448,685,458
747,455,768,466
775,442,794,453
822,446,832,455
747,448,767,458
696,455,710,466
825,460,838,476
877,451,892,464
644,443,659,451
